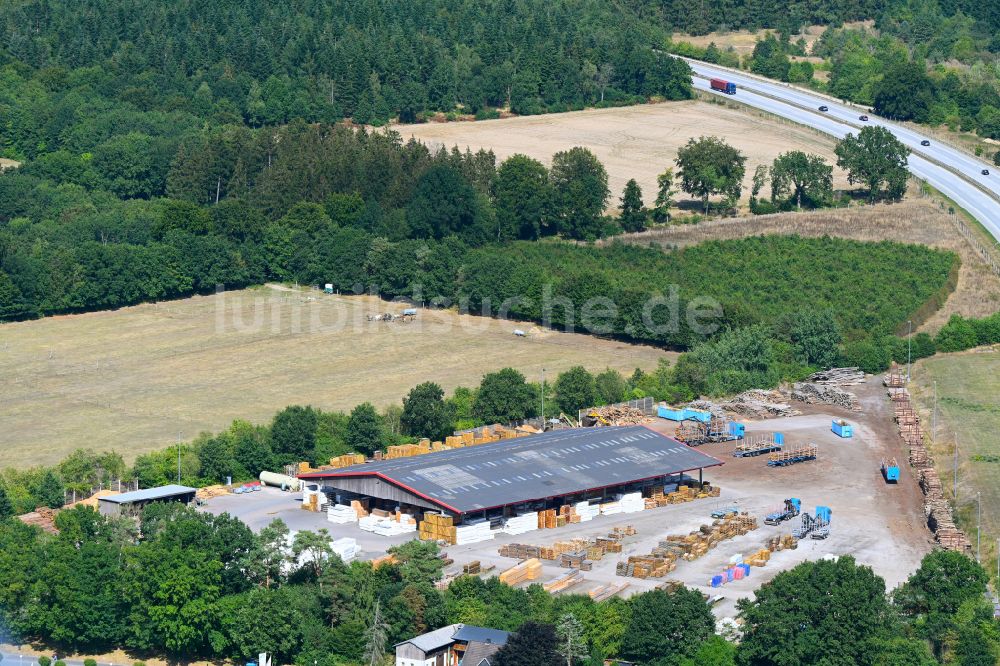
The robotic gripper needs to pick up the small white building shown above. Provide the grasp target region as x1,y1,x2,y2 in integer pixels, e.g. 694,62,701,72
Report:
394,623,510,666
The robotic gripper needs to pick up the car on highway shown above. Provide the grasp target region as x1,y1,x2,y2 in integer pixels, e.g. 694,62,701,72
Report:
818,105,828,112
921,140,931,146
984,169,991,176
859,115,869,121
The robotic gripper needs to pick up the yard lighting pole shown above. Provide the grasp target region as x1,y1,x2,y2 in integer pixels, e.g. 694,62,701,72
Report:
933,381,938,443
977,492,981,562
540,367,546,427
907,320,912,382
177,431,182,483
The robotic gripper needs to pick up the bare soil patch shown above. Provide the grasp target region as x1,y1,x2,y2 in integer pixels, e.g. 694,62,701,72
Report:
0,285,668,468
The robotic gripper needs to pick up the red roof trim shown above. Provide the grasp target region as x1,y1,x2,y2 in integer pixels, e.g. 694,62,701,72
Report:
301,470,462,514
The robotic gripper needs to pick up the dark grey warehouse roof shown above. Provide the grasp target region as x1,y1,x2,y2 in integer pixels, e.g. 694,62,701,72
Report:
300,426,721,513
98,484,197,504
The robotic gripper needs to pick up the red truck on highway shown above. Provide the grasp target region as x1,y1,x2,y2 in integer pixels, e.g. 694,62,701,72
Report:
710,78,737,94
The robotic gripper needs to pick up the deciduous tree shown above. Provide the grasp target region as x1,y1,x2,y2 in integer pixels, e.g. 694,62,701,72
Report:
675,136,747,213
401,382,453,440
770,151,833,209
550,147,609,240
835,126,909,201
346,403,383,456
474,368,535,424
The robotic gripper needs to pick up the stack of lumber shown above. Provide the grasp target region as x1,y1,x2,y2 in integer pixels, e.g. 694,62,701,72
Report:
589,582,629,602
744,548,771,567
544,569,585,593
350,499,369,518
17,507,59,534
619,515,758,579
455,519,494,545
462,561,482,575
807,367,865,386
790,383,860,410
327,504,358,524
617,554,677,578
883,364,907,388
499,543,541,559
538,508,558,529
765,534,799,551
499,558,542,586
297,461,313,474
502,511,539,535
371,554,398,569
419,512,457,544
329,454,366,469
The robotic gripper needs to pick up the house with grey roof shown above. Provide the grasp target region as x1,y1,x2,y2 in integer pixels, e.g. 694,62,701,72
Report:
394,623,509,666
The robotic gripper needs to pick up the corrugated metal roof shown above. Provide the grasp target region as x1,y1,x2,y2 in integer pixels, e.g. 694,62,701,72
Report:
302,426,722,513
397,623,461,652
453,626,509,645
98,484,197,504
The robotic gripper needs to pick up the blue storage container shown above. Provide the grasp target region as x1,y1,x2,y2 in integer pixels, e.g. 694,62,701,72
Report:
726,568,735,582
832,420,853,438
711,575,724,587
683,408,713,423
658,405,686,421
740,563,751,576
774,432,785,445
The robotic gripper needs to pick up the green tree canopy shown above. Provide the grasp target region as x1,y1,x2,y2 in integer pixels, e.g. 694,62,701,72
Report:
618,179,647,232
550,147,610,240
620,587,715,665
736,556,897,666
873,61,936,122
494,154,554,240
270,406,318,460
346,402,383,456
401,382,454,441
675,136,747,213
835,126,910,201
494,620,561,666
555,366,597,414
473,368,536,424
770,151,833,209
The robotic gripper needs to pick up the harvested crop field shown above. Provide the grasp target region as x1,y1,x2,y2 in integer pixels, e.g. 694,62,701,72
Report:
0,285,667,468
393,100,849,210
610,199,1000,332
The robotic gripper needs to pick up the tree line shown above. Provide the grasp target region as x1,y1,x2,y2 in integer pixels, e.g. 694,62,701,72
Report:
0,498,995,665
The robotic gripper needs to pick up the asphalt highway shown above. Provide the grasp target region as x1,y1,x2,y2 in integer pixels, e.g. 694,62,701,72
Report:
684,59,1000,236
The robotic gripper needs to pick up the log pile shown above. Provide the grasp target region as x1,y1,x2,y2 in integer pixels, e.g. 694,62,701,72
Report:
499,526,636,564
807,367,865,386
708,390,802,419
889,388,972,554
790,382,861,410
587,404,648,425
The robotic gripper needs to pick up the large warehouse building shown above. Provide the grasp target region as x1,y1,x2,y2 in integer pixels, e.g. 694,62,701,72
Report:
299,426,722,522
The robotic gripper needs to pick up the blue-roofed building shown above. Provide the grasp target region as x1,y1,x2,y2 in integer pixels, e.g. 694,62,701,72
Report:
97,484,197,517
394,623,510,666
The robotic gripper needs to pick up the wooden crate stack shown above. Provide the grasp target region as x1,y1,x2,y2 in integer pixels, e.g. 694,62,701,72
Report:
419,512,457,544
462,561,482,575
619,514,758,578
499,543,541,559
499,558,542,585
616,554,677,579
745,548,771,567
329,453,366,469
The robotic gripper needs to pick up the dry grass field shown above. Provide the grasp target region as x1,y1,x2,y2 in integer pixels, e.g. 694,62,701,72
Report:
911,349,1000,569
393,99,849,211
610,199,1000,332
0,286,668,468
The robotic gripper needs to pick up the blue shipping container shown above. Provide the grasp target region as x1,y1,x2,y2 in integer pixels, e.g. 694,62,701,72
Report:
832,420,853,438
883,464,900,482
657,405,686,421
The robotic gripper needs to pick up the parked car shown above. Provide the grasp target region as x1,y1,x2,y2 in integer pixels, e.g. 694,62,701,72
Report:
818,105,829,112
859,115,869,121
984,169,991,176
920,139,931,146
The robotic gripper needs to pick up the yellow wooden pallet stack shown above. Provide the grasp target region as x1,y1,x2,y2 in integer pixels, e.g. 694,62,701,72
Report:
419,512,457,544
745,548,771,567
298,461,312,474
499,558,543,585
329,454,366,468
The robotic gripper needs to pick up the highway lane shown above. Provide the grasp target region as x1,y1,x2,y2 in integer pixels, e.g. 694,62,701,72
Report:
684,60,1000,235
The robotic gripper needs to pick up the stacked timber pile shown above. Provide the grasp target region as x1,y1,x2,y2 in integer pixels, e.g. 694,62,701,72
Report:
462,561,482,575
587,404,648,426
617,513,758,579
790,382,861,411
883,364,907,388
807,367,865,386
419,512,457,544
765,534,800,551
543,569,585,593
644,482,719,509
500,526,635,567
744,548,772,567
17,507,59,534
589,582,629,602
499,558,542,586
327,453,366,469
889,388,972,554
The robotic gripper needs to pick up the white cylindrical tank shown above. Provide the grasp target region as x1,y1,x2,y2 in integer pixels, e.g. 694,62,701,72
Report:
259,471,301,491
